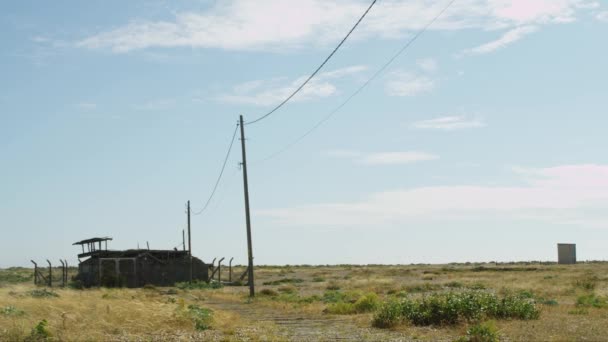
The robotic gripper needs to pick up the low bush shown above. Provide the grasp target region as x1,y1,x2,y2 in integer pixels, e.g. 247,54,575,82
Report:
312,277,326,282
26,319,51,341
403,283,441,293
326,282,341,291
371,300,402,328
29,289,59,298
540,299,558,306
2,306,25,316
456,321,500,342
188,305,213,331
576,294,607,308
259,288,278,297
325,302,356,314
278,285,297,294
262,278,304,286
175,281,223,290
373,290,539,328
445,281,464,288
354,293,380,313
574,276,598,291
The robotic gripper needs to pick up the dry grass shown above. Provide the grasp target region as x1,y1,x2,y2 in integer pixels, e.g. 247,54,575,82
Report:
2,262,608,341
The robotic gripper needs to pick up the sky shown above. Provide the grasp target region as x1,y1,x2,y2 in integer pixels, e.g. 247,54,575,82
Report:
2,0,608,268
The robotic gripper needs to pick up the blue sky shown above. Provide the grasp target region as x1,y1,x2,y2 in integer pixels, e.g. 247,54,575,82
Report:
2,0,608,267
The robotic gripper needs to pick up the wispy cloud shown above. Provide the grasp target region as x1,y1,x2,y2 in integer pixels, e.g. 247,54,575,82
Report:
75,102,97,110
76,0,597,53
219,65,366,106
460,26,538,56
359,152,439,165
416,58,438,72
133,98,175,111
411,116,485,130
597,11,608,22
326,149,439,165
257,164,608,228
385,71,435,97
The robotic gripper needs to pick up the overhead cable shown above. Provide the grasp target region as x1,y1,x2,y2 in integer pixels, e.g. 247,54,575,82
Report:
193,123,239,215
253,0,457,164
245,0,378,126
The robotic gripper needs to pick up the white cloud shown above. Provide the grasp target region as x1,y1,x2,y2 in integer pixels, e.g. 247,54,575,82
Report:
385,71,435,97
326,149,439,165
75,102,97,110
460,25,538,56
359,152,439,165
76,0,598,53
597,11,608,22
412,116,485,130
416,58,438,72
257,164,608,228
133,98,175,111
219,65,366,106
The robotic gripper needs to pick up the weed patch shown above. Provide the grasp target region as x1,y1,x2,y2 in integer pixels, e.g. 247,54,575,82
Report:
262,278,304,286
188,305,213,331
176,281,223,290
2,306,25,316
576,294,607,308
26,319,51,341
28,289,59,298
373,290,539,327
456,321,500,342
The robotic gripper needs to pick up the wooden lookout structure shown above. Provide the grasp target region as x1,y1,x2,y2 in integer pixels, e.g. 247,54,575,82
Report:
73,237,209,287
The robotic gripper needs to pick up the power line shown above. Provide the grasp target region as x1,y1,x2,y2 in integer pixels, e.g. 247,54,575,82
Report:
193,123,239,215
253,0,457,164
245,0,378,126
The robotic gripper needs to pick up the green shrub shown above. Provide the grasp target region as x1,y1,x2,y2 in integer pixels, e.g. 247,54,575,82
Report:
574,276,598,291
326,282,341,291
278,285,297,294
541,299,558,306
26,319,51,341
568,308,589,315
68,280,84,290
175,281,223,290
576,294,607,308
188,305,213,331
2,306,25,316
354,293,380,313
28,289,59,298
259,288,278,297
404,283,441,293
262,278,304,286
374,290,539,328
323,290,346,303
312,277,325,282
463,321,500,342
325,302,356,314
445,281,464,288
372,300,402,328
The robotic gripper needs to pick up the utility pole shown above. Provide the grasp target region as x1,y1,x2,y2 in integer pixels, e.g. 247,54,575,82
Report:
239,115,255,297
187,200,192,282
182,229,186,251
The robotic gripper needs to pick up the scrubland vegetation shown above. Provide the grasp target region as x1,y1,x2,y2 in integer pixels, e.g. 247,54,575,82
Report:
2,262,608,341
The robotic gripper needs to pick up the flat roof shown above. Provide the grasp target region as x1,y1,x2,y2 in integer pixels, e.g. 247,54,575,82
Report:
73,237,113,245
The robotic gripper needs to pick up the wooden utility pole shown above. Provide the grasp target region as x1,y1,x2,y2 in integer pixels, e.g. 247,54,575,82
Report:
187,200,193,282
239,115,255,297
182,229,186,251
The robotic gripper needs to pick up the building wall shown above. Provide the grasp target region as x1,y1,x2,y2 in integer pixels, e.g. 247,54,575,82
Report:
77,255,209,287
557,244,576,264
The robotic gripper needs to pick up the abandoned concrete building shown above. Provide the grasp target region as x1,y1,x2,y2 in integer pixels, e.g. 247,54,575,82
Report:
74,237,209,287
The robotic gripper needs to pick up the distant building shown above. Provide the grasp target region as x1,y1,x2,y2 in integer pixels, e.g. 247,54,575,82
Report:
557,243,576,264
74,237,209,287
